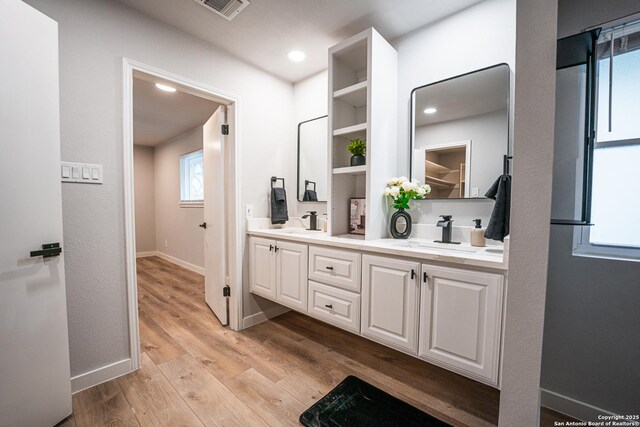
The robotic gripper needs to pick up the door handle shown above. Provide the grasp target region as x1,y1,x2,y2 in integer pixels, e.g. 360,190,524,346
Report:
199,222,207,229
325,266,334,270
30,243,62,258
423,272,429,283
411,269,416,279
325,304,333,309
269,244,274,252
274,246,279,252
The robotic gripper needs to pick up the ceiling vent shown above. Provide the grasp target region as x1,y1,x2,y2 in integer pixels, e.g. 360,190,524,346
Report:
193,0,250,21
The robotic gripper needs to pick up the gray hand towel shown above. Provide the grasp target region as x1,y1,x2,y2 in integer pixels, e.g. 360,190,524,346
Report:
484,175,511,242
271,187,289,224
303,189,318,202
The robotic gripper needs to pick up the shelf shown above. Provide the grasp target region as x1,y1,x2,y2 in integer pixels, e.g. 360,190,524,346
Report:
425,175,456,189
333,165,367,175
333,122,367,138
334,81,368,108
425,160,450,175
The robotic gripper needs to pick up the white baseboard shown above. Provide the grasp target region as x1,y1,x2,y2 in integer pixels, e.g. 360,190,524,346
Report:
242,305,290,329
136,251,157,258
71,358,133,394
541,388,617,421
154,251,205,275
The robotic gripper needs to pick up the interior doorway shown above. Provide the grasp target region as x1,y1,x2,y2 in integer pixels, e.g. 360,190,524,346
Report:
123,60,241,371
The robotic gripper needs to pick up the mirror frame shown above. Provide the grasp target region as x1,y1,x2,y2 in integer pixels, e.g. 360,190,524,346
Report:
297,115,328,203
409,63,512,200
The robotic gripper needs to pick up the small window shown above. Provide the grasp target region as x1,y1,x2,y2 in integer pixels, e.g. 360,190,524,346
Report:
575,21,640,260
179,150,204,206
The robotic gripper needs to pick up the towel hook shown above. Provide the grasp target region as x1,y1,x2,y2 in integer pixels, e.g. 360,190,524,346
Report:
503,155,513,175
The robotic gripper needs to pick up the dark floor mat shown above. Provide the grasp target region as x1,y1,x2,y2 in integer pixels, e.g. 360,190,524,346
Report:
299,375,452,427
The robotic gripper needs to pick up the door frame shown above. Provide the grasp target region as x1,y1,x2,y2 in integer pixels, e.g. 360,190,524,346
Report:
122,58,243,370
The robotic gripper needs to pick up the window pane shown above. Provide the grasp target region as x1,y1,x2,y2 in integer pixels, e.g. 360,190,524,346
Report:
189,156,204,200
596,49,640,142
180,150,203,202
590,145,640,247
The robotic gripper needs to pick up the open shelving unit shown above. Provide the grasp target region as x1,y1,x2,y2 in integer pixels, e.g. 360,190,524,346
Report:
328,28,398,239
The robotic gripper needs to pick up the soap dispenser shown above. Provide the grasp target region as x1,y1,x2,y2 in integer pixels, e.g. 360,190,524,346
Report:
471,219,486,247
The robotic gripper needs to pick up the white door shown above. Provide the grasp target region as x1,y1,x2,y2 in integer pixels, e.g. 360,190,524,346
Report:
203,105,228,324
249,237,277,299
361,255,420,354
419,264,504,386
0,1,72,426
275,241,308,311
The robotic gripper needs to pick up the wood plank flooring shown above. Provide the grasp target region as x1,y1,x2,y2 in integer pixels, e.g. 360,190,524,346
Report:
63,255,574,427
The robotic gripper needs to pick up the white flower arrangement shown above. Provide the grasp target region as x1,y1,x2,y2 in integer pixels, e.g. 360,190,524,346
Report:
384,176,431,209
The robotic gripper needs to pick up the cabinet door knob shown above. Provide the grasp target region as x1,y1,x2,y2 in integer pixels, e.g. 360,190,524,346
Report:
325,304,333,309
411,269,416,279
423,272,429,283
269,244,274,251
274,246,279,252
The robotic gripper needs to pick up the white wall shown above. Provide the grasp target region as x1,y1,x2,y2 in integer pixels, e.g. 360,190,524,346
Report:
394,0,516,227
133,145,156,253
154,127,205,269
292,70,329,217
414,109,508,202
24,0,295,378
541,0,640,417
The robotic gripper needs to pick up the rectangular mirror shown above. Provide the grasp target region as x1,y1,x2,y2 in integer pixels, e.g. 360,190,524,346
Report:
410,64,510,199
297,115,328,202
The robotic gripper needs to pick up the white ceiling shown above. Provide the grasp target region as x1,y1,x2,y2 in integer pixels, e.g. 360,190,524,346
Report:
115,0,483,82
414,64,510,127
133,77,221,146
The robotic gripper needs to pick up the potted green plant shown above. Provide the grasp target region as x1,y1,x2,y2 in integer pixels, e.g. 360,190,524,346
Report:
347,138,366,166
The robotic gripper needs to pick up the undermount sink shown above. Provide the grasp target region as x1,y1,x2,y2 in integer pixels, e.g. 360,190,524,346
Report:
391,239,502,255
274,227,323,235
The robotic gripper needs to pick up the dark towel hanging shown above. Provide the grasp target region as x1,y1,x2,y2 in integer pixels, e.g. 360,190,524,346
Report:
271,186,289,224
303,189,318,201
484,174,511,241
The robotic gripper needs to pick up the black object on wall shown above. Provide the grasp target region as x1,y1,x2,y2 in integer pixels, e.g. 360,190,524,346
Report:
551,28,600,226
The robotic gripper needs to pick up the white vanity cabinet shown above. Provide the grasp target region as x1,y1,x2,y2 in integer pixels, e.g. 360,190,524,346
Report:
361,255,421,354
418,264,504,386
249,237,308,312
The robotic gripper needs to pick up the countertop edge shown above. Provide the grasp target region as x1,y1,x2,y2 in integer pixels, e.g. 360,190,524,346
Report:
246,229,508,271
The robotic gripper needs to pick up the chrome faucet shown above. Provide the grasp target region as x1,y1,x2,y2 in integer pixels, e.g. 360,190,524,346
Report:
302,211,319,231
436,215,460,244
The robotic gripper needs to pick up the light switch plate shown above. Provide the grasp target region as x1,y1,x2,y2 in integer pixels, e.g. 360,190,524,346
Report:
61,162,103,184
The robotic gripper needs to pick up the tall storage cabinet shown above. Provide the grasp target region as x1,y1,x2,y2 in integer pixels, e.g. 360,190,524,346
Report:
328,28,398,239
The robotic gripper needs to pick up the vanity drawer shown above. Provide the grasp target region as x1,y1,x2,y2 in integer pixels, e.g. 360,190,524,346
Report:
309,246,361,292
308,281,360,333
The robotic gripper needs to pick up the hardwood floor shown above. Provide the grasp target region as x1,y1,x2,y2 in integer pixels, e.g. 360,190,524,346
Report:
63,256,571,426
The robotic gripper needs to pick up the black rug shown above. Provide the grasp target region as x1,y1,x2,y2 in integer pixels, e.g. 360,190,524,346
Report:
299,375,451,427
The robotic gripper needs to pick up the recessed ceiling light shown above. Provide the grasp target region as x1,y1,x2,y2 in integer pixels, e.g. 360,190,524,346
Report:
423,107,438,114
155,83,176,92
288,50,306,62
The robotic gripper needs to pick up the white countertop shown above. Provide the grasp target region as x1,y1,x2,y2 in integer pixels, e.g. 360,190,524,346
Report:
247,220,508,270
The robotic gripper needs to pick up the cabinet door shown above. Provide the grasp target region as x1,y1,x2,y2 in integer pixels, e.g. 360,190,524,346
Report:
361,255,420,354
419,264,504,386
276,240,308,312
249,237,276,300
